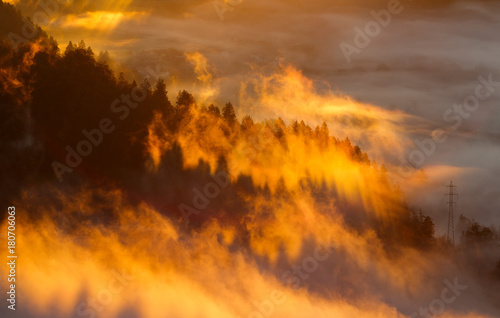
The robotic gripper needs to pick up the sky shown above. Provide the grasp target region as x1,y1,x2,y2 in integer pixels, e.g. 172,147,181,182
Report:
10,0,500,232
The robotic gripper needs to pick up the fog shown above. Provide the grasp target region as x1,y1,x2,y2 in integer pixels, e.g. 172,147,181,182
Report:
2,0,500,317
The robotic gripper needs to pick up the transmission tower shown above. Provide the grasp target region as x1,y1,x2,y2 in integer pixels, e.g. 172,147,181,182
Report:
445,181,458,246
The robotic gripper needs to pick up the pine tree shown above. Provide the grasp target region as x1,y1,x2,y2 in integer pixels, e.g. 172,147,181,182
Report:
208,104,221,117
64,41,75,55
222,102,236,125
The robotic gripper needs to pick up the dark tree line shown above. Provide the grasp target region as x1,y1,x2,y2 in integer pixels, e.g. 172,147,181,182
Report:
457,214,497,246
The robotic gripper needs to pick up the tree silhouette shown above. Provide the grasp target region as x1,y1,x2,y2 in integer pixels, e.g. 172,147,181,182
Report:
222,102,236,125
173,90,195,130
241,115,254,130
64,41,75,55
208,104,221,117
152,78,173,117
463,221,494,246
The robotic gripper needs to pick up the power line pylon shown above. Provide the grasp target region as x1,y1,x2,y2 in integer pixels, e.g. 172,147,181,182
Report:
445,181,458,247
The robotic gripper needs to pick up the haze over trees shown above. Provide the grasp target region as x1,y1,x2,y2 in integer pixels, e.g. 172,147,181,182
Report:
0,6,499,316
1,1,497,254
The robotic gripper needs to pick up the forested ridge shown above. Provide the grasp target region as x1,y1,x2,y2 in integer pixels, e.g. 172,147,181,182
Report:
0,0,498,270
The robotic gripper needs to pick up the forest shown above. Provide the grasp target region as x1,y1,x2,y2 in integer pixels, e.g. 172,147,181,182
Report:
1,1,499,317
1,1,496,249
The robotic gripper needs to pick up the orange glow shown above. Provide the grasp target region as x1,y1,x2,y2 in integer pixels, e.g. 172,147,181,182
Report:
0,184,490,318
61,11,146,31
1,24,493,316
239,64,416,161
185,51,219,104
144,64,407,220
